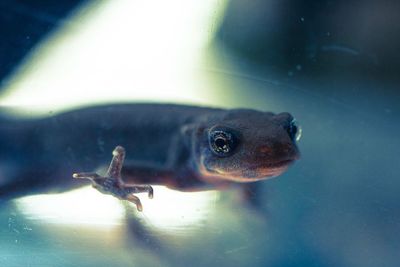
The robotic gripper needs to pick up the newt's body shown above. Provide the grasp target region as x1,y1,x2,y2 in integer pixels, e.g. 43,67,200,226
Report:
0,104,300,206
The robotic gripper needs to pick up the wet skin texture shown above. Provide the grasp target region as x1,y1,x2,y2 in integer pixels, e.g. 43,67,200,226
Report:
0,104,300,207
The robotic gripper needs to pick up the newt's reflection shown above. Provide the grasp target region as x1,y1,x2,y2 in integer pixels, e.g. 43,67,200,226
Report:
10,173,269,267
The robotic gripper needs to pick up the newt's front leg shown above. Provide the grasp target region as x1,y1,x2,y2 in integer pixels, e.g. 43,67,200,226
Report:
73,146,153,211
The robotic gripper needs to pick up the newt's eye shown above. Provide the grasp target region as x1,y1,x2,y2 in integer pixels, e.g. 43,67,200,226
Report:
287,119,302,142
209,129,237,157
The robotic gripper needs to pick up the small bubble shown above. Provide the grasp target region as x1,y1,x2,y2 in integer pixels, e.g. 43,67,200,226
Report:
296,65,302,71
300,17,305,22
326,32,331,36
23,225,33,231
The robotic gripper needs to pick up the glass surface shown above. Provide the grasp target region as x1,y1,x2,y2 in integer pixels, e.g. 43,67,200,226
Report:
0,1,398,267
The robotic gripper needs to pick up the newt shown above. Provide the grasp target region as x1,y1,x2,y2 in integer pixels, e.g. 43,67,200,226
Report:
0,104,301,210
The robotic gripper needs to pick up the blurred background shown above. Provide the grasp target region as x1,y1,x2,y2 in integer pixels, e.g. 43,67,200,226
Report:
0,0,399,266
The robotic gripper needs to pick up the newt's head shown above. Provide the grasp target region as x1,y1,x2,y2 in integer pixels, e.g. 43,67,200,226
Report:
189,109,301,182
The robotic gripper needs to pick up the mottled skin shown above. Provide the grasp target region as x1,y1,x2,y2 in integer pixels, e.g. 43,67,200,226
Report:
0,104,300,209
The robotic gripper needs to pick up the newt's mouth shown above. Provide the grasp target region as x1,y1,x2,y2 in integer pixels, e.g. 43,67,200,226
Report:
262,158,296,169
208,159,295,182
241,158,296,172
199,152,299,182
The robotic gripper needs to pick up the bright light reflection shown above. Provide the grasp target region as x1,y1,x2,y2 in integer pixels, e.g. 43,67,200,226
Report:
138,186,218,232
0,0,228,114
15,186,219,231
15,187,125,228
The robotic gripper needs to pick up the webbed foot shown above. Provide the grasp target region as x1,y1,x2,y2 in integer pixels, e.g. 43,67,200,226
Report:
72,146,153,211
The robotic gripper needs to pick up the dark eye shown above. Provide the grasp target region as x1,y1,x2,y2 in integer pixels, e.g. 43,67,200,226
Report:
209,129,236,156
287,119,302,141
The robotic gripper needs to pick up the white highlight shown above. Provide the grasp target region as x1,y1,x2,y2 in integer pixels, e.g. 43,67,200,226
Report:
15,186,218,231
0,0,228,113
15,187,125,228
138,186,218,232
